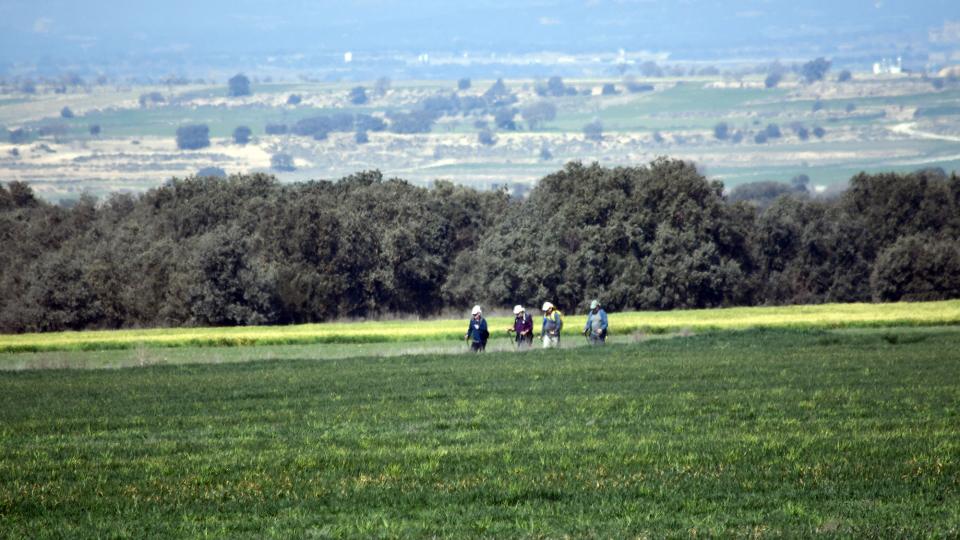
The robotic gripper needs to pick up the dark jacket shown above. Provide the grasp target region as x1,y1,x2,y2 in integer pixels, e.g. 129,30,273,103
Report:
466,317,489,344
514,312,533,335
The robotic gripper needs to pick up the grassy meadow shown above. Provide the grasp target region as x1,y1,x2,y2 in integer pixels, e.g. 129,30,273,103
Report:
2,300,958,355
1,327,958,537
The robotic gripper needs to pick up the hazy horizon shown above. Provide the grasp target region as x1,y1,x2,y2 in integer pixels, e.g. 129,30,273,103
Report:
3,1,959,78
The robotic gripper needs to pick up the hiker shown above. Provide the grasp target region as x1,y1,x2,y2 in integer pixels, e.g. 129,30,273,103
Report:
540,301,563,348
583,299,608,345
508,304,534,349
464,305,489,352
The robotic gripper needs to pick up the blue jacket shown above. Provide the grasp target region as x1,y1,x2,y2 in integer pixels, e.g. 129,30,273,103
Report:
584,308,608,333
466,317,488,343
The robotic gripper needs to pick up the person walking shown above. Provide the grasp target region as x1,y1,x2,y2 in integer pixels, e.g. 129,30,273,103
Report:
508,305,534,349
583,299,608,345
540,301,563,348
465,305,489,352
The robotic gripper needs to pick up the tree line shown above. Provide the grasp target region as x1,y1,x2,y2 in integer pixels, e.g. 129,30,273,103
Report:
1,160,958,333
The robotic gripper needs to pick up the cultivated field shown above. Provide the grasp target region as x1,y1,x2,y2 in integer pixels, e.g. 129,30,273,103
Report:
1,327,958,536
1,300,958,356
2,75,959,201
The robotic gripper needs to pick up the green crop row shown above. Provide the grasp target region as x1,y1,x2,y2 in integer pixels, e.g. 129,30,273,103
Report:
1,299,958,353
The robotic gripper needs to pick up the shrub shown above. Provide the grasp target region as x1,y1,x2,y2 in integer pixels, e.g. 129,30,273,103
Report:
228,74,251,97
233,126,252,145
271,153,296,172
197,167,226,178
871,235,960,301
478,129,496,146
176,124,210,150
583,120,603,142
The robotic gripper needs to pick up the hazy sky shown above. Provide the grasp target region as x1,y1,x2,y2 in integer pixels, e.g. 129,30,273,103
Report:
2,1,958,65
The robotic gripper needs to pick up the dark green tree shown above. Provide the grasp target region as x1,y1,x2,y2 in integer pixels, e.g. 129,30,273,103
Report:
233,126,252,145
583,121,603,142
349,86,368,105
176,124,210,150
870,234,960,301
228,73,251,97
802,58,831,83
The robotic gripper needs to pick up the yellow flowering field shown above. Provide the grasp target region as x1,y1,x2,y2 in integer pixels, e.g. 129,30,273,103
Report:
1,299,957,353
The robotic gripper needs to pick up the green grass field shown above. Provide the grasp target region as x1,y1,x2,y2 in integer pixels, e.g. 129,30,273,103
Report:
1,327,957,537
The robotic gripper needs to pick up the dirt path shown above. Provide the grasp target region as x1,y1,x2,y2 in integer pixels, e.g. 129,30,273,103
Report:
888,122,960,143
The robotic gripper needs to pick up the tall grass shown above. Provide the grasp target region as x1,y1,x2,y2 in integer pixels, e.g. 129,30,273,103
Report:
1,299,958,353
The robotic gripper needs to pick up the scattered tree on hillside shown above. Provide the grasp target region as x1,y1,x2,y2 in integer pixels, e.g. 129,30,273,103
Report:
536,76,567,97
601,83,618,95
494,108,518,130
233,126,252,145
349,86,368,105
477,129,496,146
539,145,552,161
355,114,386,132
764,72,782,88
791,174,810,191
374,77,391,96
713,122,729,140
270,153,295,171
639,61,663,77
583,120,603,142
457,78,471,91
8,128,29,144
228,73,251,97
286,94,302,105
89,124,101,136
813,126,826,138
60,106,74,119
801,57,831,83
139,92,165,107
522,101,557,130
483,79,516,105
625,81,654,93
388,110,436,134
837,69,852,82
791,123,809,140
176,124,210,150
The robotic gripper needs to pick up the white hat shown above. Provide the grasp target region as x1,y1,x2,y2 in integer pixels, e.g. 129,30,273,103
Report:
513,305,524,314
471,305,482,315
590,299,600,309
542,301,554,311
